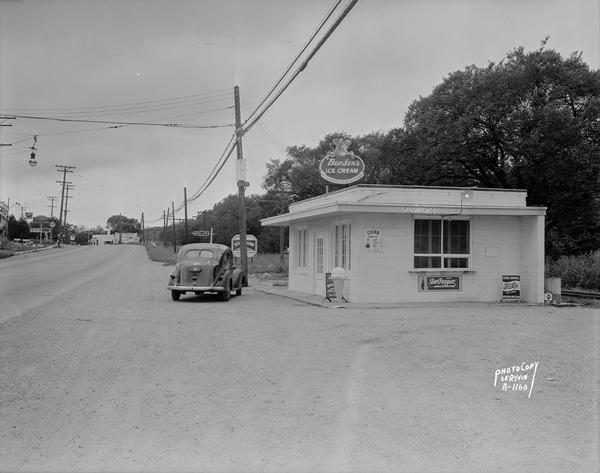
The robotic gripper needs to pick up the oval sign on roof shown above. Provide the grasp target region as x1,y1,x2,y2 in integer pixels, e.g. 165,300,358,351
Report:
319,138,365,185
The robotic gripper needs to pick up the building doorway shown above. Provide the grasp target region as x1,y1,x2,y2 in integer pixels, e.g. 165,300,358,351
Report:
313,232,326,295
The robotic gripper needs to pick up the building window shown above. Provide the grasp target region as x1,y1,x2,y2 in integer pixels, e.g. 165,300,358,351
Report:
296,228,307,269
414,219,470,269
335,223,351,270
316,237,324,274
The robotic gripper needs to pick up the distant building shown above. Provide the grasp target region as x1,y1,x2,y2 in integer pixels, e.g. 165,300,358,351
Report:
91,228,139,245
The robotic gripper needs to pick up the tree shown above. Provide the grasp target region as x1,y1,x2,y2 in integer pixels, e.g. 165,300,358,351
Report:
106,214,141,234
74,232,91,245
403,42,600,256
7,216,30,240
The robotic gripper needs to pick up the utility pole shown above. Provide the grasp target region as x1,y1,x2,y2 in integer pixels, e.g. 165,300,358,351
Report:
163,209,167,246
141,212,145,243
47,196,57,219
183,187,188,244
171,201,177,253
234,85,248,284
55,165,75,225
63,184,74,243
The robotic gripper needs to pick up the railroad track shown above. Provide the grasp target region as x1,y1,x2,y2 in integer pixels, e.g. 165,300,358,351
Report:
561,289,600,299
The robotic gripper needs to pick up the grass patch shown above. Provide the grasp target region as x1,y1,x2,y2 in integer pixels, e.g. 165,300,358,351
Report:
144,243,177,264
143,243,288,274
546,252,600,291
0,249,14,259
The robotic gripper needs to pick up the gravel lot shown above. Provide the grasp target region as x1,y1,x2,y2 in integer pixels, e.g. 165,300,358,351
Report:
0,246,598,472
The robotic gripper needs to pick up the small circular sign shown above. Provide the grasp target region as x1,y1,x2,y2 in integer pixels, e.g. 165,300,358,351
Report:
319,138,365,185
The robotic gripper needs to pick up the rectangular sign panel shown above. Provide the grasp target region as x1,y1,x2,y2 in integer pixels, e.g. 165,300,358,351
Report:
325,272,336,300
502,275,521,301
419,275,461,291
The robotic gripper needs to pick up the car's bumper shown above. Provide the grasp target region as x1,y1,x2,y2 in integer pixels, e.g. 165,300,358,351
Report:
167,284,226,293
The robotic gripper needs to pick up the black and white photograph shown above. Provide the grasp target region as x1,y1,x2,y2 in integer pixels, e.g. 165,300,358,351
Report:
1,1,599,471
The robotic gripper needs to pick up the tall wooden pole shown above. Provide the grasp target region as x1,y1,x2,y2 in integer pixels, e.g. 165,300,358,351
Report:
171,201,177,253
184,186,188,244
234,85,248,284
163,209,166,246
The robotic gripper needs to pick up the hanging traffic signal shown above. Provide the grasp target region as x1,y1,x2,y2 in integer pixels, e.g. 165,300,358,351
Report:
28,135,38,166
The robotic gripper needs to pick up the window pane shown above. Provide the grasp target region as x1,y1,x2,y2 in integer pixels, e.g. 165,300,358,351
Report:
414,220,441,254
414,256,441,268
444,257,468,268
443,220,469,254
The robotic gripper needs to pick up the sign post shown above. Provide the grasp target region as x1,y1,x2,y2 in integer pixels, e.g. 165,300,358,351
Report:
232,234,257,258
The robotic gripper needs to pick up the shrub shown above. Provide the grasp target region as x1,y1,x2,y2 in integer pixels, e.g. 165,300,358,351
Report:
0,249,14,259
545,252,600,291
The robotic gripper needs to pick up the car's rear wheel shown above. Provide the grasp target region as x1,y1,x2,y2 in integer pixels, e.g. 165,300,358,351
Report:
220,283,231,301
235,279,244,296
171,290,181,301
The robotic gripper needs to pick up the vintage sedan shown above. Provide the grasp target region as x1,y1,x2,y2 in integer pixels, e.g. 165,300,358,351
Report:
167,243,245,301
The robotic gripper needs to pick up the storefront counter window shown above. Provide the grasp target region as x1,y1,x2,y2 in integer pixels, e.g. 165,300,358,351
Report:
414,218,470,269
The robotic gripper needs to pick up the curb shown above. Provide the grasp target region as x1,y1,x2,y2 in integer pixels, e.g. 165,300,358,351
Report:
250,284,327,308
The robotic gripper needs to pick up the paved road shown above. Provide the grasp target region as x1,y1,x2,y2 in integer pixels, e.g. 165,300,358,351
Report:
0,245,138,324
0,245,597,472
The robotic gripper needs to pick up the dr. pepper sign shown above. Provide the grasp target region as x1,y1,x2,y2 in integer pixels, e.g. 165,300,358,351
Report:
319,138,365,185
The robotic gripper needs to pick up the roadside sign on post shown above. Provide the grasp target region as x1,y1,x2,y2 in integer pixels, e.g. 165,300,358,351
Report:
232,234,257,258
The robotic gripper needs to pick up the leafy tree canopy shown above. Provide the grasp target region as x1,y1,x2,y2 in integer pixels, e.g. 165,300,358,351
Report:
262,41,600,257
106,214,141,234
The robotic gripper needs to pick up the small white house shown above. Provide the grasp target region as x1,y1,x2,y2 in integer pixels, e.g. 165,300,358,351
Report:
261,185,546,304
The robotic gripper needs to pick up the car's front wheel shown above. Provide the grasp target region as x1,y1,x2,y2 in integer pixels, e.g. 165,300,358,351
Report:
171,290,181,301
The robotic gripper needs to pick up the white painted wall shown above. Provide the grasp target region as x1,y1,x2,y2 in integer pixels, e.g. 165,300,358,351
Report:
289,213,544,304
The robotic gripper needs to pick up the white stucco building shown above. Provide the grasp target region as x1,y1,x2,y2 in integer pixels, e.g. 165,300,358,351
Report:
261,185,546,304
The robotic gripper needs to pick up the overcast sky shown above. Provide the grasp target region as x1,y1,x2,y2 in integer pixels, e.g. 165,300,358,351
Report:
1,0,598,229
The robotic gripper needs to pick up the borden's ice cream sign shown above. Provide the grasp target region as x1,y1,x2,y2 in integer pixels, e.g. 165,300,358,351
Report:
319,138,365,184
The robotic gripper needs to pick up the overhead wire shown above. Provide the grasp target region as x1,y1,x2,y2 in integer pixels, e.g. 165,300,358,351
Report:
0,88,233,114
6,114,234,129
242,0,343,126
157,0,358,224
242,0,359,137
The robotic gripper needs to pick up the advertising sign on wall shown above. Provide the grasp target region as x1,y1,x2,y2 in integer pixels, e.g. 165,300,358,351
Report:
419,275,461,291
319,138,365,185
502,275,521,301
364,228,382,252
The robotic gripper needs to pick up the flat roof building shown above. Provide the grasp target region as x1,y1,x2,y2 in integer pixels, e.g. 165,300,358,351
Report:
261,185,546,304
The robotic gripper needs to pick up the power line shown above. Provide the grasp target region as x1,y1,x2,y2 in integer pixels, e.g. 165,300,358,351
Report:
15,94,234,119
242,0,359,137
8,114,234,129
151,1,359,224
0,88,233,114
243,0,343,126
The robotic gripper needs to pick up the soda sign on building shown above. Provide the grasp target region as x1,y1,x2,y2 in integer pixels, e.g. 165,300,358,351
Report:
319,138,365,185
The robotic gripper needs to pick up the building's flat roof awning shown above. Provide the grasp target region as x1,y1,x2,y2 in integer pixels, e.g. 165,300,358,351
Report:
261,202,546,227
